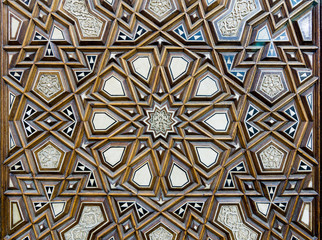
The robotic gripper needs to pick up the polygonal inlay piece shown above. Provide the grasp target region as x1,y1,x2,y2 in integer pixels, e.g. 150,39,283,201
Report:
38,145,61,168
132,56,152,80
34,72,64,102
144,105,177,137
63,205,106,240
298,11,312,41
63,0,104,38
169,56,189,81
34,142,65,171
256,202,270,216
256,69,288,101
213,0,261,41
10,201,23,229
260,74,284,98
91,112,117,131
51,26,64,40
196,147,219,168
9,13,22,41
103,147,126,167
205,112,230,132
255,140,288,172
145,0,177,21
196,75,219,97
103,76,125,96
51,202,66,217
216,204,258,240
149,226,174,240
148,0,173,17
259,144,284,169
132,163,152,187
169,163,189,188
298,202,312,229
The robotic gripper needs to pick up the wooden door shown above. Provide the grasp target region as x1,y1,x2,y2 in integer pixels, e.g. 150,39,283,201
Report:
1,0,320,239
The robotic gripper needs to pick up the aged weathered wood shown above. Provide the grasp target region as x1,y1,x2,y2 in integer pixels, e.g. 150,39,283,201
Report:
0,0,320,239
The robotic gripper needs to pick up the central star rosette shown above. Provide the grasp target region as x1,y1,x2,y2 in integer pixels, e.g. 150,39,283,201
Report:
143,103,178,138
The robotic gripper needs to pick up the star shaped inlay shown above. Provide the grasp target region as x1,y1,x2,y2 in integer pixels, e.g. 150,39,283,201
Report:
144,104,177,138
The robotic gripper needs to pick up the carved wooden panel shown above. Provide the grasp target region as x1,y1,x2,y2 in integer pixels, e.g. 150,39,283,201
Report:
1,0,320,239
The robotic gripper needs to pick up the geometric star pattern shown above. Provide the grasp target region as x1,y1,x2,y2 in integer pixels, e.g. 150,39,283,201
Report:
1,0,320,239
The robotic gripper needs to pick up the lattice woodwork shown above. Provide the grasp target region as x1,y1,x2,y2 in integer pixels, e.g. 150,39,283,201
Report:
0,0,320,239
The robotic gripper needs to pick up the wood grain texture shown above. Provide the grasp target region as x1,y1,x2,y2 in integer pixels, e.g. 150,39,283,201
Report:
0,0,320,239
